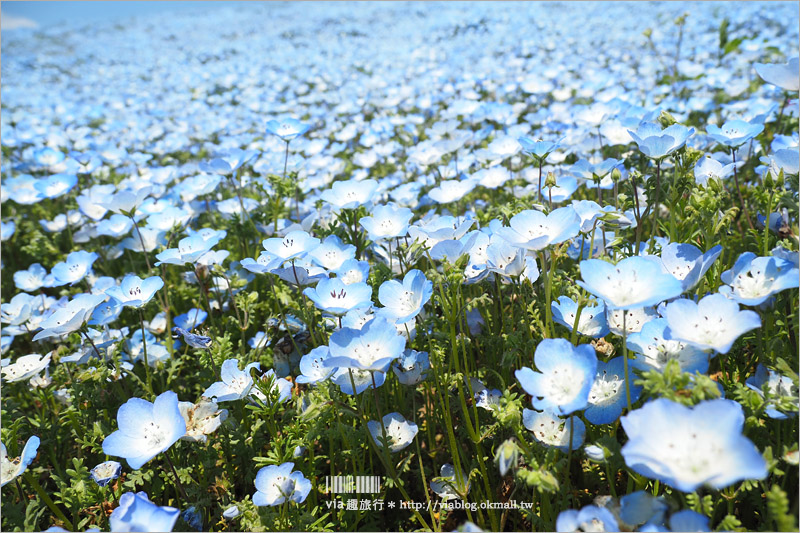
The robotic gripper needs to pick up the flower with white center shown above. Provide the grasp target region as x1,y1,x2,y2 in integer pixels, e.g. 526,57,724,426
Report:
253,462,311,506
359,204,413,241
308,234,356,271
377,269,433,324
659,243,723,291
331,367,386,395
428,178,477,204
392,349,429,386
551,296,609,338
706,119,765,148
155,232,225,266
522,409,586,452
13,263,49,292
241,251,283,275
408,213,475,249
105,275,164,308
431,463,470,501
1,353,52,383
102,391,187,469
1,293,37,326
694,155,742,186
368,412,419,452
556,505,619,533
1,436,39,487
251,369,293,405
178,400,228,443
584,357,642,425
475,388,502,410
485,239,526,280
578,256,684,310
96,214,135,238
296,346,336,385
627,319,710,374
320,179,379,211
495,207,581,251
265,118,311,142
607,306,658,336
261,230,320,262
663,293,760,354
621,398,768,492
51,250,99,286
201,359,261,402
90,460,122,487
303,277,372,316
326,316,405,373
515,338,597,415
109,491,180,532
745,364,799,420
473,166,511,189
719,252,799,306
171,327,212,351
334,258,371,285
627,122,695,160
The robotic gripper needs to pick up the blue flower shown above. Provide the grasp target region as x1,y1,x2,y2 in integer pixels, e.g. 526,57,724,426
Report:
171,327,212,350
202,359,261,402
326,316,405,372
754,57,799,91
109,491,180,532
495,207,581,251
694,155,741,186
518,136,563,161
253,462,311,506
577,256,684,310
265,118,311,142
105,275,164,308
663,293,760,354
1,435,39,487
515,339,597,415
627,122,694,160
261,230,320,262
90,460,122,487
33,146,65,167
173,308,207,331
102,391,187,469
303,277,372,316
392,349,430,385
368,412,418,453
296,346,336,385
746,364,798,420
377,269,433,324
360,204,414,241
627,319,710,374
669,510,710,532
51,250,99,286
97,214,134,238
522,409,585,452
333,258,371,285
719,252,799,306
308,234,356,271
551,296,609,338
156,233,225,266
34,173,78,199
659,243,722,291
621,398,767,492
494,439,521,476
706,119,764,148
181,506,204,531
619,491,668,529
556,504,618,532
320,179,379,211
584,356,642,424
33,293,106,341
331,367,386,395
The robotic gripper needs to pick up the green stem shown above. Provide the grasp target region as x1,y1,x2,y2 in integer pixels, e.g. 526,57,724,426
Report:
138,309,154,398
24,472,75,531
622,310,632,411
648,159,662,254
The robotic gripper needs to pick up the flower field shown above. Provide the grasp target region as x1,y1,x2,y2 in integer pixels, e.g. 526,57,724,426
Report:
1,2,799,531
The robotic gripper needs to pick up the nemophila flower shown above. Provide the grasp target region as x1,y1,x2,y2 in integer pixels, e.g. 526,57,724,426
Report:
182,507,204,531
332,367,386,395
102,391,186,469
308,235,356,271
719,252,799,306
1,435,39,487
706,119,765,148
303,277,372,316
320,179,379,210
368,412,419,452
627,319,710,374
248,331,270,350
584,356,642,425
496,207,581,251
90,460,122,487
334,258,371,285
202,359,261,402
251,369,293,405
51,250,99,286
326,316,405,372
495,438,521,476
515,339,597,415
473,166,511,189
408,213,475,249
272,262,328,287
578,256,684,310
668,509,711,532
296,346,336,384
105,275,164,308
1,220,15,240
33,146,65,167
201,148,259,175
33,293,105,341
377,269,433,324
607,306,658,335
392,349,430,385
428,178,477,204
253,462,311,506
618,491,668,530
262,230,320,262
659,243,722,291
109,492,180,532
266,118,311,142
694,155,741,186
1,353,51,383
156,232,225,266
431,463,471,501
755,57,799,91
484,239,526,280
96,213,134,238
663,293,760,354
584,444,607,463
475,387,502,410
523,409,586,452
1,293,36,325
359,204,413,241
178,400,228,442
627,122,695,160
173,308,207,330
746,364,798,420
620,398,768,492
99,186,153,216
171,327,212,350
222,506,240,520
35,173,78,199
556,505,619,533
241,251,283,275
551,296,609,338
518,136,562,161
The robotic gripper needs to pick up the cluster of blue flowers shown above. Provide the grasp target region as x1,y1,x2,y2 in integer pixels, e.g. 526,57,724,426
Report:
1,1,798,532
